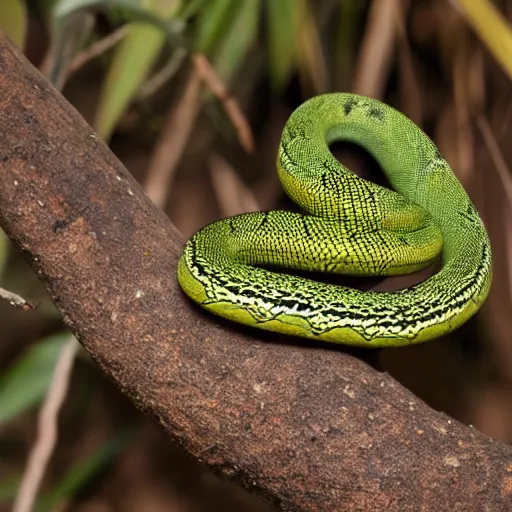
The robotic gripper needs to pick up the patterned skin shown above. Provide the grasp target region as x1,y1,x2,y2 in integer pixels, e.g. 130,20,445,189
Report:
178,94,492,348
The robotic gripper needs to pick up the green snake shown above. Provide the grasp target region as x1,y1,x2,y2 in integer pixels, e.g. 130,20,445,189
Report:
177,93,492,347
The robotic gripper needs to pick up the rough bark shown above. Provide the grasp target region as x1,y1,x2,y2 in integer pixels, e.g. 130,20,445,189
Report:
0,35,511,511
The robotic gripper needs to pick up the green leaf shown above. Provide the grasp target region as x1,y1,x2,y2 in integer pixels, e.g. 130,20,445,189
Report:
265,0,299,90
0,0,27,50
212,0,260,82
195,0,239,54
334,0,365,90
36,431,133,512
94,0,183,141
0,333,69,426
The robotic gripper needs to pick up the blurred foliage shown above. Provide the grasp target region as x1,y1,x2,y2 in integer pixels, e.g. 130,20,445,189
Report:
202,0,260,84
35,430,132,511
0,432,131,509
94,0,183,139
0,333,68,426
0,0,512,510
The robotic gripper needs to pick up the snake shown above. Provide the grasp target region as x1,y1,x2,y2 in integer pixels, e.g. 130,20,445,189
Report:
177,93,492,348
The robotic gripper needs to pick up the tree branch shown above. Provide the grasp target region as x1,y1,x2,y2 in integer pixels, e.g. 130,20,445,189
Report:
0,35,510,511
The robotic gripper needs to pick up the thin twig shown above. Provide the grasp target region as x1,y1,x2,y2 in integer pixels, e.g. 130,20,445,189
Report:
13,337,80,512
503,207,512,305
452,29,474,184
395,4,423,124
144,68,202,209
0,286,33,310
352,0,402,97
476,115,512,301
476,115,512,208
193,53,255,153
209,151,260,217
144,53,254,208
67,25,130,77
137,47,188,101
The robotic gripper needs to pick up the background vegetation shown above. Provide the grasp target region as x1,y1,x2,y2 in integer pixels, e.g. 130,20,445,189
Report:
1,0,512,510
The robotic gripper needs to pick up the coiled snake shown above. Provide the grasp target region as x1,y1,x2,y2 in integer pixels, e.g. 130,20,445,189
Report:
178,94,492,348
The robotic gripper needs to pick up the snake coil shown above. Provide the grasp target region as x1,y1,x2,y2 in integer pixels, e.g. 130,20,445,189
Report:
178,94,492,347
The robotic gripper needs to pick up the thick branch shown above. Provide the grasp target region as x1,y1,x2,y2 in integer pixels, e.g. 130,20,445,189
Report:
0,35,511,511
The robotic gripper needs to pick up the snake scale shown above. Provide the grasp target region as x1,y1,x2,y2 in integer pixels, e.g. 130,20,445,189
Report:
178,94,492,347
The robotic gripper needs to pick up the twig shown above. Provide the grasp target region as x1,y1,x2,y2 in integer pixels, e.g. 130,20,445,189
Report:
352,0,402,97
395,4,423,124
144,68,202,209
476,115,512,208
0,286,33,310
208,151,260,217
144,53,254,208
137,47,187,101
452,29,474,184
67,25,130,77
13,337,80,512
192,53,255,153
476,115,512,301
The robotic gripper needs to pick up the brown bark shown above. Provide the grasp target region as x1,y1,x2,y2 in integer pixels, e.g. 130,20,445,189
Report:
0,35,511,511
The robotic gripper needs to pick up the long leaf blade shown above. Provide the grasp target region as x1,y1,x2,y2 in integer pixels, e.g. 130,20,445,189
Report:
94,0,182,141
212,0,260,83
265,0,298,90
195,0,238,54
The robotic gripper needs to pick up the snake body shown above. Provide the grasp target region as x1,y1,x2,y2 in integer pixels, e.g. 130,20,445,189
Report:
178,94,492,347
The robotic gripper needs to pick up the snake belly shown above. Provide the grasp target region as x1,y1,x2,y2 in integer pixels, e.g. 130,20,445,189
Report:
177,93,492,348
